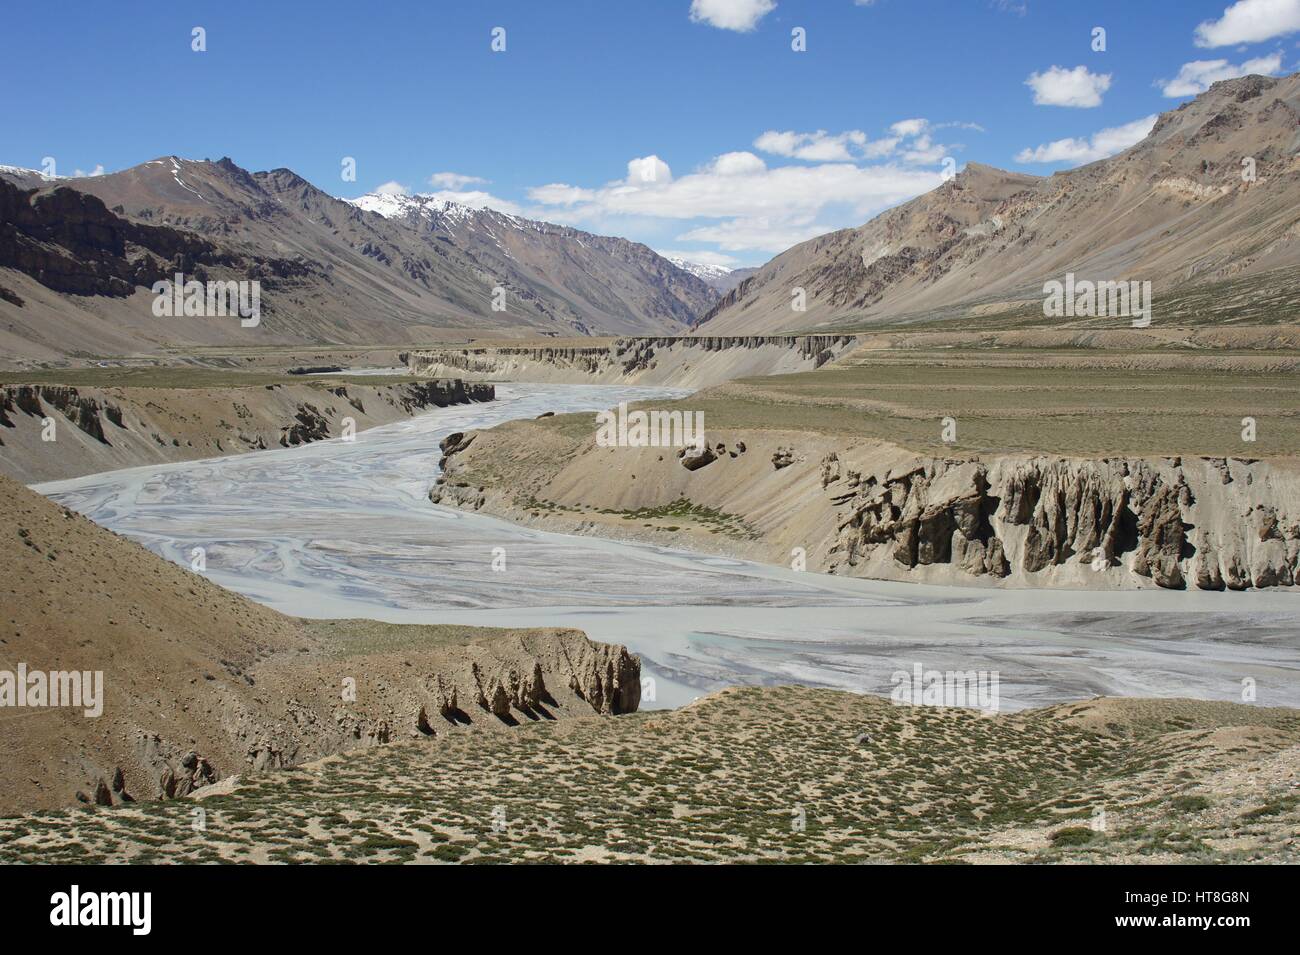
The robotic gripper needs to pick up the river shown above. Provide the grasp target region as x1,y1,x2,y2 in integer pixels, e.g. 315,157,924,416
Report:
35,383,1300,711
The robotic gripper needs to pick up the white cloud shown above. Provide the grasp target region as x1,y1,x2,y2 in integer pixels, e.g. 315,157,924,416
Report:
527,183,596,205
707,151,768,175
754,120,968,165
902,138,947,165
754,129,868,161
626,155,672,185
1158,53,1285,96
689,0,775,32
73,164,105,178
890,118,928,137
530,157,943,253
1015,114,1157,165
678,215,829,253
861,136,901,158
428,171,487,189
1195,0,1300,47
1025,65,1112,107
373,180,409,196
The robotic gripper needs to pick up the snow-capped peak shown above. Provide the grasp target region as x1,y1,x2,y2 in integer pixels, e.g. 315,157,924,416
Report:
347,192,478,224
665,256,734,280
0,164,59,181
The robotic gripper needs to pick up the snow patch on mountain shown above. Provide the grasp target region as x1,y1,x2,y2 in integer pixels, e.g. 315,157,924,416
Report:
665,256,735,281
347,192,494,226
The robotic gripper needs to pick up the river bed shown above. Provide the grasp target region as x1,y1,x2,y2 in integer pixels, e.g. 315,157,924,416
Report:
35,383,1300,711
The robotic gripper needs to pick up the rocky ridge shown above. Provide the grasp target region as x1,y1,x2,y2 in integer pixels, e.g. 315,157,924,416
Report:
0,378,495,482
432,417,1300,591
406,334,858,385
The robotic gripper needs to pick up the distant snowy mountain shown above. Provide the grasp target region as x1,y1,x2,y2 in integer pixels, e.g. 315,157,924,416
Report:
344,190,721,334
0,156,725,360
664,256,758,294
347,191,480,225
664,256,733,282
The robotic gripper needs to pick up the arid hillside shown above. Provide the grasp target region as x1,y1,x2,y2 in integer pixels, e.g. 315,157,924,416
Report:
0,370,494,482
2,687,1295,864
699,73,1300,334
0,474,639,814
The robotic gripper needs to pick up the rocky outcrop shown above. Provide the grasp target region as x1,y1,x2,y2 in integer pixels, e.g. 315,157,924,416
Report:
280,402,330,446
83,629,639,810
0,385,127,445
397,379,493,413
681,443,716,471
438,431,475,469
252,630,639,765
1,378,494,480
0,177,309,298
827,453,1299,589
405,335,858,385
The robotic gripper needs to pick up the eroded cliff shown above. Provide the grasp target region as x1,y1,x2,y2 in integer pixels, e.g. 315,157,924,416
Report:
406,335,858,387
824,453,1298,590
431,416,1300,591
0,378,494,483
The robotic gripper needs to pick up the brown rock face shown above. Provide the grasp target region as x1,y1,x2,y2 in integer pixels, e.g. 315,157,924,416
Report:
0,385,127,445
826,454,1298,590
1006,459,1134,573
1132,484,1187,588
833,460,1010,578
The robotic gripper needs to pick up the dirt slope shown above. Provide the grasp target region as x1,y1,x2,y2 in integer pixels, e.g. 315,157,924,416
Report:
0,475,638,814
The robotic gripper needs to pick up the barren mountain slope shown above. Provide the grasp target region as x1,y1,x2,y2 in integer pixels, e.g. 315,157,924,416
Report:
352,193,717,335
699,73,1300,333
0,156,716,361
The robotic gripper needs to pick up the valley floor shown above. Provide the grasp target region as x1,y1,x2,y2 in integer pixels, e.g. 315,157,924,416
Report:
5,332,1299,865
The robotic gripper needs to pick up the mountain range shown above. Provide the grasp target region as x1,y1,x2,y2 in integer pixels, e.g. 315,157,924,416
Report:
3,73,1298,363
0,158,718,362
698,72,1300,333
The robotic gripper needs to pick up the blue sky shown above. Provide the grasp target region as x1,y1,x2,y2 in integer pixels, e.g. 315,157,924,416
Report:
3,0,1297,266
